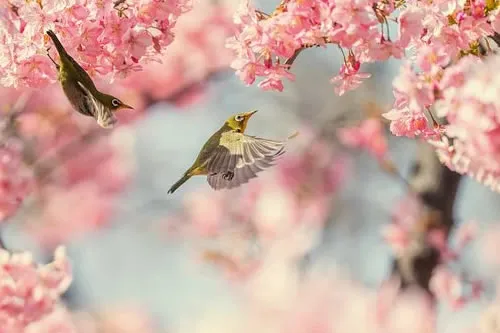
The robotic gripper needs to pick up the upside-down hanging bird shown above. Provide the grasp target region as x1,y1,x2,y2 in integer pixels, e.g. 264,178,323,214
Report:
167,110,297,193
45,30,133,128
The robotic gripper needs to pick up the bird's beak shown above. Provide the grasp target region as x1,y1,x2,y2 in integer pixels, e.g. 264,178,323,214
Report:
246,109,258,118
118,104,134,110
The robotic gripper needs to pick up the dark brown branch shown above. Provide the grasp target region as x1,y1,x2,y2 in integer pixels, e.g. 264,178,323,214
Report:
142,69,232,108
0,229,6,250
285,47,308,66
391,142,462,295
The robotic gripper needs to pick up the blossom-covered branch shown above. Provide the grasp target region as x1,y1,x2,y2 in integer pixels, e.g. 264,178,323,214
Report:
224,0,500,193
0,0,192,88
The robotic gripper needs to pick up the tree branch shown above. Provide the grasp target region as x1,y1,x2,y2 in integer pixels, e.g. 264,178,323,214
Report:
391,142,462,295
142,69,232,107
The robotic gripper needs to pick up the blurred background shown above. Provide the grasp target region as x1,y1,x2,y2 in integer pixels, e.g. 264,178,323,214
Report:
3,0,500,332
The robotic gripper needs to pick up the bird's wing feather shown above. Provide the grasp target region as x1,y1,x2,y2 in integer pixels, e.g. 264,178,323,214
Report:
76,82,117,128
64,53,99,91
206,132,286,190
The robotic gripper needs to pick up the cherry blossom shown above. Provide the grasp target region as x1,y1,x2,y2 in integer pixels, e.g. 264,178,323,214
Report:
0,246,72,331
428,54,500,192
121,0,236,106
337,117,388,161
0,0,192,88
226,0,395,94
0,138,34,222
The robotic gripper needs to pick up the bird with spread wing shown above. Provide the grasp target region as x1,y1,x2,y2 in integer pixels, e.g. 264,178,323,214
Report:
45,30,133,128
167,110,297,193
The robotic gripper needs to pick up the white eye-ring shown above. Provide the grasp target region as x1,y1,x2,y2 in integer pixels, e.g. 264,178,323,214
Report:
235,115,244,121
111,99,120,107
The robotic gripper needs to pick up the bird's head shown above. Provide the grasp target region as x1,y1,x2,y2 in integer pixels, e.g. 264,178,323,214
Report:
225,109,258,133
99,93,134,111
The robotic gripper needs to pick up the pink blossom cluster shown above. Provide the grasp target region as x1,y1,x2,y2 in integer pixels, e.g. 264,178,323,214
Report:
337,116,389,162
0,0,192,88
0,138,33,222
430,54,500,193
226,0,404,93
375,0,500,191
0,246,72,332
385,51,500,191
121,0,236,108
227,0,500,96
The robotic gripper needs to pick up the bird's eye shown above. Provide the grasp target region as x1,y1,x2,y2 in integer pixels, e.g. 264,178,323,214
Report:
111,99,120,107
235,115,243,121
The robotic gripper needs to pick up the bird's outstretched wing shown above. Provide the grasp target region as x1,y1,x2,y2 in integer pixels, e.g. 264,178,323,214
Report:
205,132,286,190
76,82,117,128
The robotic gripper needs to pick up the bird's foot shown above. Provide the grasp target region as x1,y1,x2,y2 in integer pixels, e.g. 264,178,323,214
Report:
222,171,234,181
46,48,60,69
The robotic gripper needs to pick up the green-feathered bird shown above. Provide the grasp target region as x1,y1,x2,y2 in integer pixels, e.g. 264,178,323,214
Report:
45,30,133,128
167,110,297,194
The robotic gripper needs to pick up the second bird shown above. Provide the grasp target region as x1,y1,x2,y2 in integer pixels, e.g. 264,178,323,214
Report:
46,30,133,128
167,110,296,194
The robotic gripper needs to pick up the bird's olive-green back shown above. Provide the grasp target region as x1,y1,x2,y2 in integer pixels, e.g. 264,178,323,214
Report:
46,30,98,94
188,123,232,172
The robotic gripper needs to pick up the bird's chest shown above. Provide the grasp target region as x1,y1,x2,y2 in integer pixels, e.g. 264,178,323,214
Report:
57,65,69,84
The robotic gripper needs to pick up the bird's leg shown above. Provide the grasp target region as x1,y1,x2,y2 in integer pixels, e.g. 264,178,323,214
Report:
222,171,234,181
46,47,60,70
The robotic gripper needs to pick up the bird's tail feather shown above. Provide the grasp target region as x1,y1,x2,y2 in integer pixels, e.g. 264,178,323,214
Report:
46,30,68,57
167,174,191,194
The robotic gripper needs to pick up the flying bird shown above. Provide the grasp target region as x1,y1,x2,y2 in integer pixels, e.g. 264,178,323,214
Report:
167,110,296,193
45,30,133,128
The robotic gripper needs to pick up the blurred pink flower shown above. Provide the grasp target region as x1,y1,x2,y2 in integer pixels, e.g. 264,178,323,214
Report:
25,305,78,333
183,189,228,237
27,183,115,248
337,117,388,161
477,223,500,269
382,195,421,256
0,139,34,222
430,266,483,310
82,305,158,333
0,246,72,331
